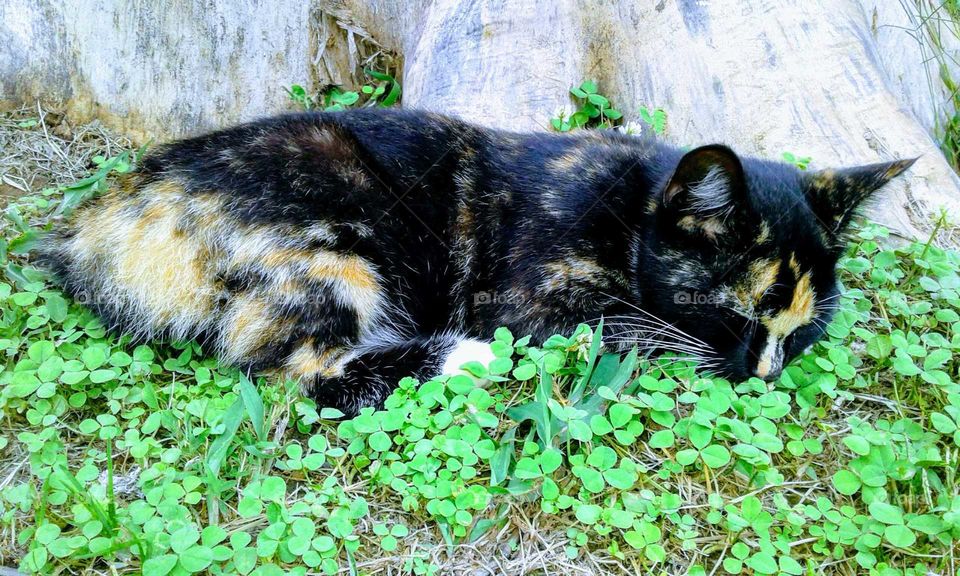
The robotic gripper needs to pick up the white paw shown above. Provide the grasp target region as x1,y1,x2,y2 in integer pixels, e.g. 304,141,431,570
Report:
441,339,496,376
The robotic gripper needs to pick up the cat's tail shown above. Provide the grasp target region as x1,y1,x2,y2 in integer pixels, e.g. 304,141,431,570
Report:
36,173,227,348
37,171,393,377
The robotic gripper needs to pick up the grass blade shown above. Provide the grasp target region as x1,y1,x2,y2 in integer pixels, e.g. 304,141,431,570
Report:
205,397,246,477
238,373,266,441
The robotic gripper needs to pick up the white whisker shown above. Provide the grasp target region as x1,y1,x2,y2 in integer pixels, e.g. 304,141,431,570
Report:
597,293,712,348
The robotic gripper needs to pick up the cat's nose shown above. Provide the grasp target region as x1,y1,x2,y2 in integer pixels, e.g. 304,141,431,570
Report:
753,359,783,381
754,337,785,381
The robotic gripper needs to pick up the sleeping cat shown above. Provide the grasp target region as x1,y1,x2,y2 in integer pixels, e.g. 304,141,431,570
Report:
39,109,914,416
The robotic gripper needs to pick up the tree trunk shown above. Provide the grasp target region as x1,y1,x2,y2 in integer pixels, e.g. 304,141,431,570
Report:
2,0,958,241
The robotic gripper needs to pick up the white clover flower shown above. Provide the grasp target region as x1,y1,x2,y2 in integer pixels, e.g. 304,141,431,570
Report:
573,329,596,361
617,120,644,136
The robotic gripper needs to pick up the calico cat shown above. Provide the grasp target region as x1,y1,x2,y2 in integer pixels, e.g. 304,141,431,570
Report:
38,109,914,416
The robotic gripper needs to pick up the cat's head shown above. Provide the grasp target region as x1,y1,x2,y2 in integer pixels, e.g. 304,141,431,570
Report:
634,144,915,381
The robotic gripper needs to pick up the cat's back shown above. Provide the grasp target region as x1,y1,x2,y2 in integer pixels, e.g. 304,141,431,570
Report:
138,109,474,206
37,109,478,354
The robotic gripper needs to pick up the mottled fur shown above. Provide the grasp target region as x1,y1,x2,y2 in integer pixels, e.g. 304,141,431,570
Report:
39,109,914,415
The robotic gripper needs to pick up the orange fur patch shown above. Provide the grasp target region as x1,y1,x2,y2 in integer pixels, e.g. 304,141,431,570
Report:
305,252,378,292
220,294,281,359
679,215,726,240
540,257,608,292
736,259,780,306
284,340,347,379
763,272,815,338
105,181,214,325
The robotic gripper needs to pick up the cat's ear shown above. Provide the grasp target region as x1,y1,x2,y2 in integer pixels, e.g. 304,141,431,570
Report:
804,158,917,238
660,145,747,239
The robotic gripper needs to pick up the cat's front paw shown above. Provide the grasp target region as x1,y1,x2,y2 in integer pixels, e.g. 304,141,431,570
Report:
441,338,496,377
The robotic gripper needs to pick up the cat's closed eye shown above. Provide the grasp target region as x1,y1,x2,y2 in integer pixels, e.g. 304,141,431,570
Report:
636,144,913,381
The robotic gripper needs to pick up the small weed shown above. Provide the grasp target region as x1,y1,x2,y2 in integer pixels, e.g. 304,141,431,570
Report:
286,68,401,112
903,1,960,173
782,151,812,170
638,106,667,135
550,81,623,131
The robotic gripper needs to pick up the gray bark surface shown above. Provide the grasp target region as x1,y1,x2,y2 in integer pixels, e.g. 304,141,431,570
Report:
2,0,958,240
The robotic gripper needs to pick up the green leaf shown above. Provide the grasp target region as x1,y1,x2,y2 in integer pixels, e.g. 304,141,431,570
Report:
589,415,613,436
539,449,563,474
700,445,731,468
569,320,603,403
868,501,904,525
512,363,537,380
907,514,945,535
490,426,516,486
143,554,178,576
239,373,266,441
603,467,636,490
587,93,609,107
924,349,952,370
831,470,862,495
34,524,61,545
648,429,674,449
88,369,116,383
507,400,552,444
514,458,542,480
746,552,778,574
45,294,68,322
201,525,228,546
779,556,803,575
585,446,617,470
206,398,245,477
380,534,398,551
369,430,392,452
171,526,201,553
260,477,286,502
11,291,37,306
892,355,920,376
883,524,916,548
575,504,602,525
488,357,513,374
688,424,713,449
623,530,648,549
7,372,41,398
573,465,605,493
8,230,40,254
858,465,887,487
722,558,743,574
233,546,257,574
676,449,699,466
179,545,214,573
609,403,635,427
604,108,623,120
843,435,871,456
568,419,593,442
931,412,957,434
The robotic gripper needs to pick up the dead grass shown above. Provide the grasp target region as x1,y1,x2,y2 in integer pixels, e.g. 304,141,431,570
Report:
0,103,132,205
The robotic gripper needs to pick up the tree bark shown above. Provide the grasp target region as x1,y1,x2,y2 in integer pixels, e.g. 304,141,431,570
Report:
2,0,958,240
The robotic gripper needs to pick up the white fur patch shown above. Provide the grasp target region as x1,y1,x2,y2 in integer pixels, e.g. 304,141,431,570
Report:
441,339,496,376
755,333,783,379
687,165,731,215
